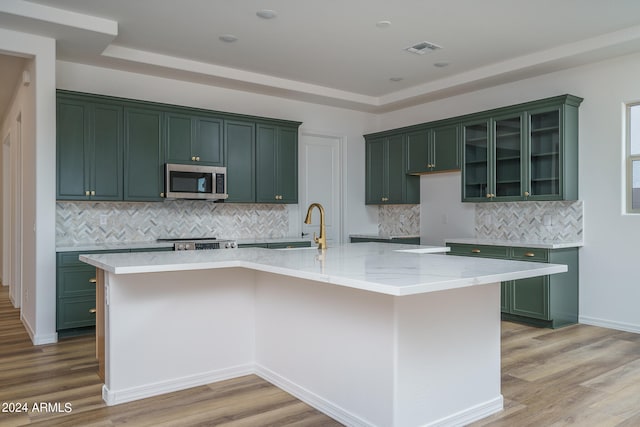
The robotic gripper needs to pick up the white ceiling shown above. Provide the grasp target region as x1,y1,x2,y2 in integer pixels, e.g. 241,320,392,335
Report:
2,0,640,111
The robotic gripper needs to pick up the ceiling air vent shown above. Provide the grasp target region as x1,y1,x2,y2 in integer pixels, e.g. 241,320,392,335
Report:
404,41,442,55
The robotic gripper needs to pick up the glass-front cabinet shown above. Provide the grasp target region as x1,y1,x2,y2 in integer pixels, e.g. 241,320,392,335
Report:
462,95,581,202
463,114,524,202
528,108,561,198
462,120,491,201
494,114,523,198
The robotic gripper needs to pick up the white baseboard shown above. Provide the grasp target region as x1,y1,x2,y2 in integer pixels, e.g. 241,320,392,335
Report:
255,364,374,427
255,364,501,427
579,316,640,334
20,314,57,345
424,395,503,427
102,363,254,406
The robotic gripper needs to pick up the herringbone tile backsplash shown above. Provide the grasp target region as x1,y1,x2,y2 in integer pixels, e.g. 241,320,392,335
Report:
56,201,289,244
378,205,420,237
475,201,583,242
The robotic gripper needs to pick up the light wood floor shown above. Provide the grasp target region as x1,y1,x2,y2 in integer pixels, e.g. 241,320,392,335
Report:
2,286,640,427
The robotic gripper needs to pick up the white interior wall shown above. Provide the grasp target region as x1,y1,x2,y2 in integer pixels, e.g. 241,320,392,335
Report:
376,52,640,332
0,28,57,344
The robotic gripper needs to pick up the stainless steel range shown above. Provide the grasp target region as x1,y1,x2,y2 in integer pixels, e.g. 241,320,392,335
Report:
157,237,237,251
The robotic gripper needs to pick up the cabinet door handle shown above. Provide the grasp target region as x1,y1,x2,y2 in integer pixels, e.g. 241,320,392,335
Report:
160,192,165,197
524,191,530,197
524,252,535,257
85,190,90,196
191,156,196,161
471,248,481,253
196,156,200,161
89,278,97,284
91,190,96,196
89,308,97,314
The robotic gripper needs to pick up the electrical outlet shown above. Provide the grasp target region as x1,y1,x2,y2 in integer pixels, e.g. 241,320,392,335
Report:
543,215,552,226
100,215,108,226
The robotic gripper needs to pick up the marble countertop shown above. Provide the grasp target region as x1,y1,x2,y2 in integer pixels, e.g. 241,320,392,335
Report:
56,237,313,252
56,241,175,252
444,237,583,249
80,242,566,296
349,234,420,240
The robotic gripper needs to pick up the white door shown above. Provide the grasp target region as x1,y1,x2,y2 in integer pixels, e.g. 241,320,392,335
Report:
299,132,343,244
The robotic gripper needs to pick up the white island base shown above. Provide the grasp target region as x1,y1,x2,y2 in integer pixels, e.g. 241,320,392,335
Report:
101,267,502,427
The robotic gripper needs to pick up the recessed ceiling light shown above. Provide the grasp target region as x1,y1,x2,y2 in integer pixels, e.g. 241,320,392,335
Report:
404,41,442,55
257,9,277,19
434,62,450,68
376,20,392,28
390,77,404,82
219,34,238,43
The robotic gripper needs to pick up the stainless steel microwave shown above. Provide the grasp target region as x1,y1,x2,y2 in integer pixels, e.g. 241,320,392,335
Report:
164,163,228,201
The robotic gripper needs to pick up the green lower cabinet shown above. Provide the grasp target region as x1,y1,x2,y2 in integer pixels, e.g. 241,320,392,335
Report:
57,297,97,331
57,247,173,337
446,242,578,328
500,282,510,313
57,250,109,337
129,247,173,253
266,241,312,249
508,276,550,320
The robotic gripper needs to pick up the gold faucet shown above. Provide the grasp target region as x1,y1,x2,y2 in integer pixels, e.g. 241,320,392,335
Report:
304,203,327,250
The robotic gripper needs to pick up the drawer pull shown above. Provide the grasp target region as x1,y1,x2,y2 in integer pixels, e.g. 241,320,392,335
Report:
89,308,97,314
471,248,481,253
89,278,97,284
524,252,535,257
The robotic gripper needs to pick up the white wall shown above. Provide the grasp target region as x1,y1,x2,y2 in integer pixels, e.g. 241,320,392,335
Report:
375,52,640,333
56,61,380,239
0,28,57,344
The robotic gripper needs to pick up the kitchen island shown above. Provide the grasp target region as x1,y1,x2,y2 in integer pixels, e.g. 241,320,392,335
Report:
80,243,567,427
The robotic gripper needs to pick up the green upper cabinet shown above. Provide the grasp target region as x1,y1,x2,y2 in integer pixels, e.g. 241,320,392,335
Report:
406,124,460,174
57,96,123,200
57,90,301,204
462,94,582,202
224,120,255,203
462,113,524,202
462,119,490,201
256,124,299,203
166,113,223,166
366,134,419,204
123,107,165,201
